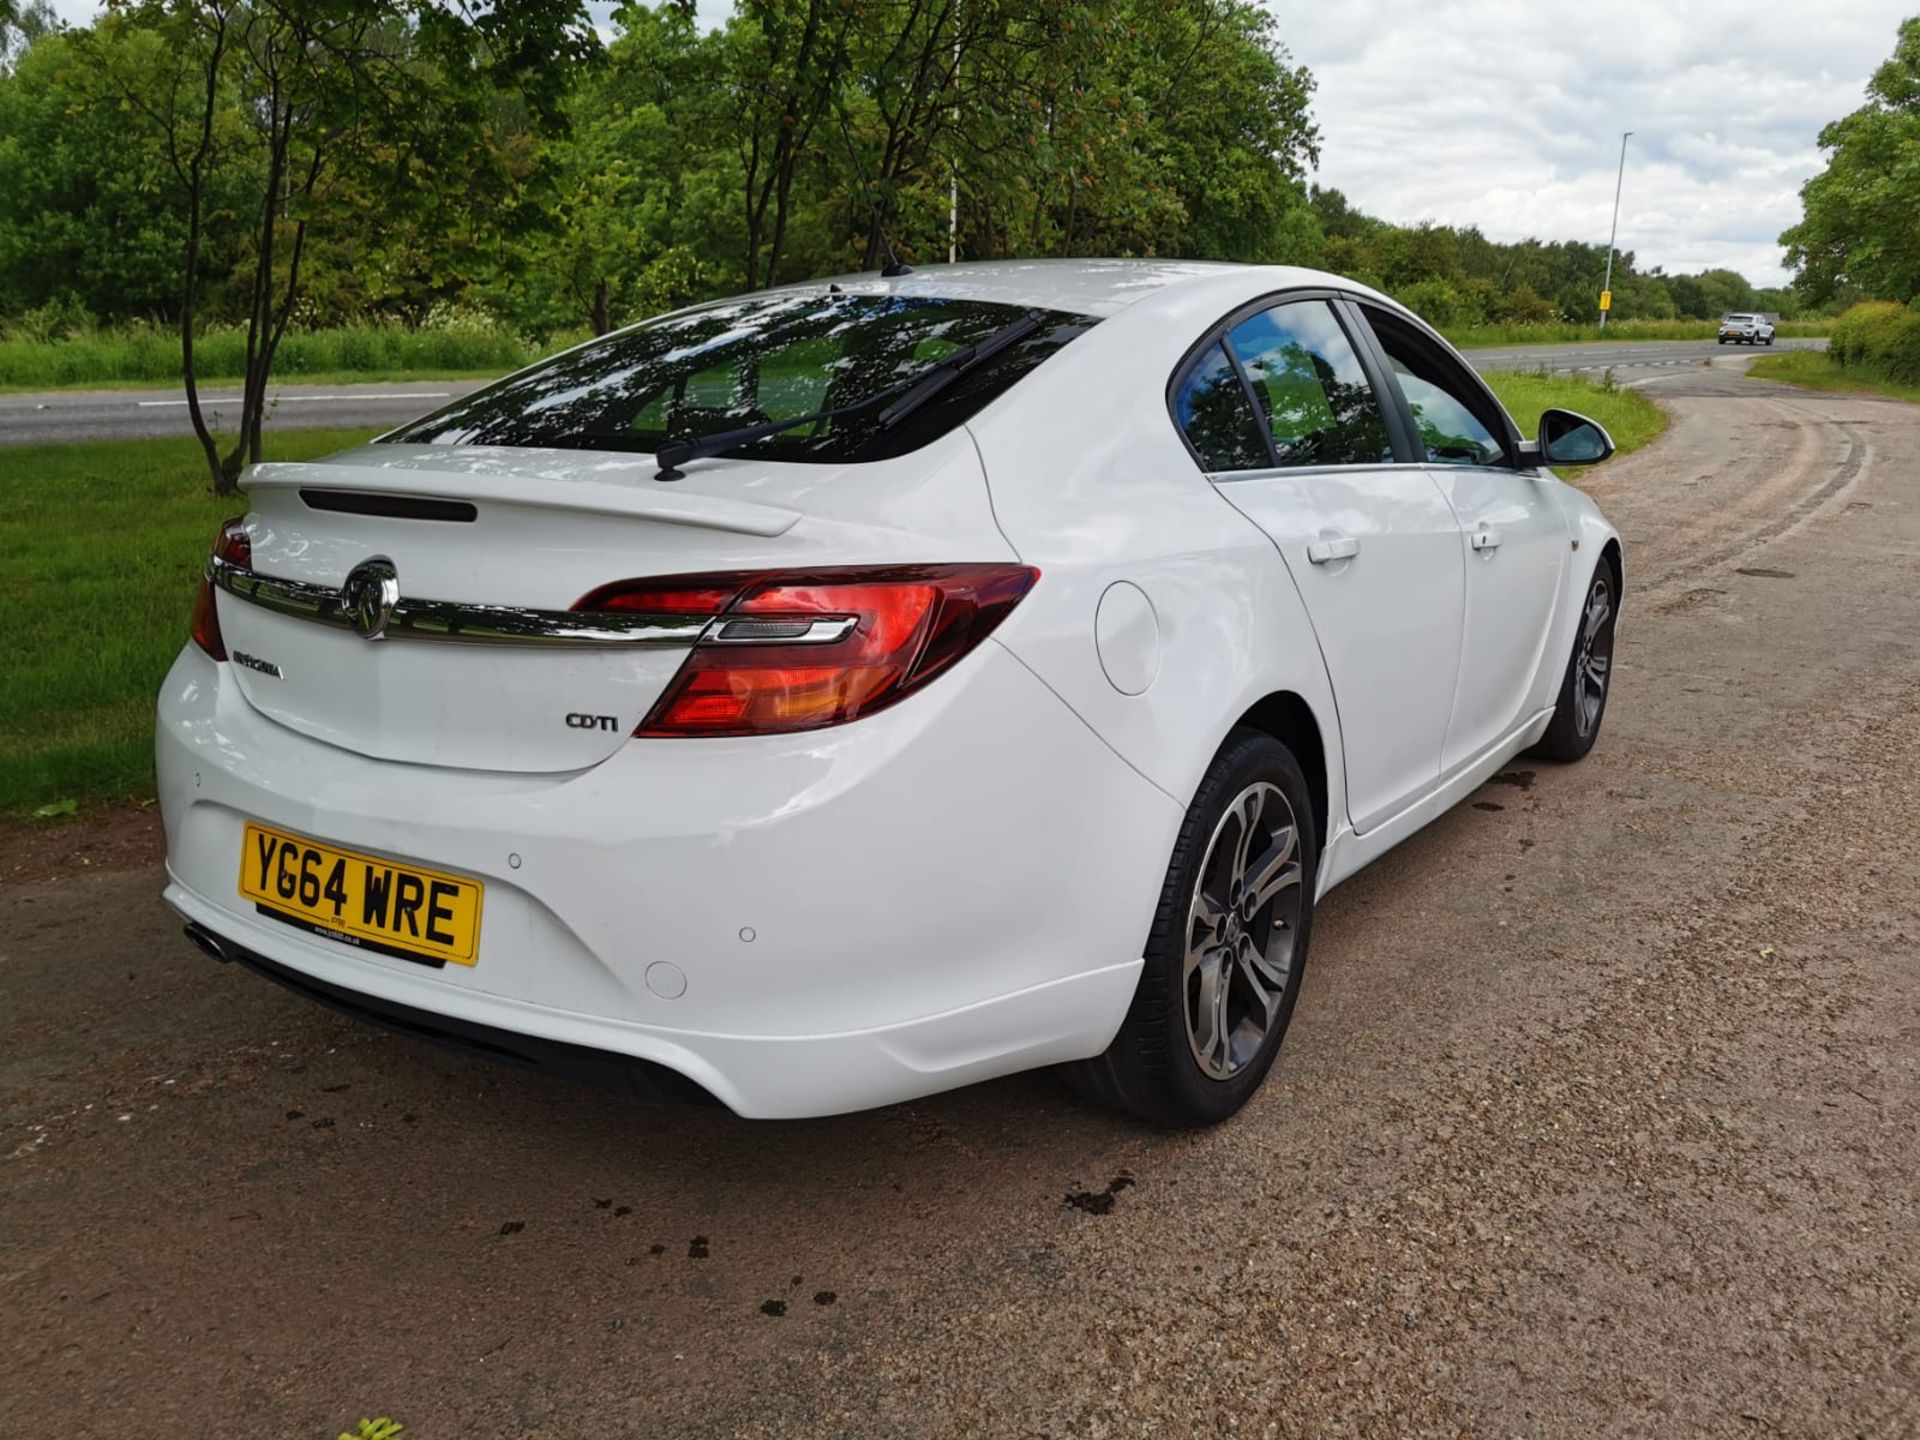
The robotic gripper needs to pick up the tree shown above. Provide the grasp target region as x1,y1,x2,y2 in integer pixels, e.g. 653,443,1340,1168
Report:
502,5,729,335
94,0,599,494
0,21,232,319
729,0,855,289
1783,16,1920,305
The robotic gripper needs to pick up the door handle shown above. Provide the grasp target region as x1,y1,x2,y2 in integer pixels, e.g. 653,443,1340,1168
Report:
1470,528,1502,552
1306,535,1360,565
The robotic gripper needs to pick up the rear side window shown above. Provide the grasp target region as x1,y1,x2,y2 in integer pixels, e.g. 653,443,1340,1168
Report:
385,293,1097,463
1225,301,1393,467
1174,343,1270,472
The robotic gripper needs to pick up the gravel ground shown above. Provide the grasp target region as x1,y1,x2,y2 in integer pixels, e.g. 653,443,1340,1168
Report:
3,362,1917,1438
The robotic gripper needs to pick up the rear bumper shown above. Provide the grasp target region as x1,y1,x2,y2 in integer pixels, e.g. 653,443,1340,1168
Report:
156,641,1177,1117
181,920,722,1104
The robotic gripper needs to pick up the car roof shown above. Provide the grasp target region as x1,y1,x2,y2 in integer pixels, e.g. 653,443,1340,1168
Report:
785,258,1379,319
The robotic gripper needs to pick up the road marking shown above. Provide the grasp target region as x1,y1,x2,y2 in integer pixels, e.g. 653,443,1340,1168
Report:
135,392,453,408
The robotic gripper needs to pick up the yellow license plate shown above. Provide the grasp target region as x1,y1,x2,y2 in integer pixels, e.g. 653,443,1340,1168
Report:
238,822,483,968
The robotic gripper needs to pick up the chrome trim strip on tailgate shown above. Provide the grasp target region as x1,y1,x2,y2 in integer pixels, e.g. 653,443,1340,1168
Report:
208,554,713,647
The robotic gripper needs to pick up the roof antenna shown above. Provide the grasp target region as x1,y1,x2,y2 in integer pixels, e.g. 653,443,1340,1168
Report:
836,104,913,278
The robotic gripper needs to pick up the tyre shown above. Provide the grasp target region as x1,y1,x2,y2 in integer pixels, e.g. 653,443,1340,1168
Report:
1064,728,1316,1126
1530,560,1618,763
1717,337,1727,345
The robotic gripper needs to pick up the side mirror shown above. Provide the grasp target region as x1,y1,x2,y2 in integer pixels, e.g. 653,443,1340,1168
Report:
1532,408,1615,467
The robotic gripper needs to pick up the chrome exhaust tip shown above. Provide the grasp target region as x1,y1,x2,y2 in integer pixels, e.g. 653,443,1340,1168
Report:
183,923,231,964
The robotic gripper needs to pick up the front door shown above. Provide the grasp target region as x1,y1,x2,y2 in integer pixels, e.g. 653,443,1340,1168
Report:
1357,305,1569,772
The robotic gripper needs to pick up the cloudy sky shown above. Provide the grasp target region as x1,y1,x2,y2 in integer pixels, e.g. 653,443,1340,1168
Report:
49,0,1913,285
1267,0,1912,285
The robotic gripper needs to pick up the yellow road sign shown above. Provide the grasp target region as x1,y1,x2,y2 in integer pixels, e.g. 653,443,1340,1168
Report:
1599,290,1613,312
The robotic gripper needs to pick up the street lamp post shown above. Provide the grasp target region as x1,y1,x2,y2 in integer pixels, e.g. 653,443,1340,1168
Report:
1600,130,1633,330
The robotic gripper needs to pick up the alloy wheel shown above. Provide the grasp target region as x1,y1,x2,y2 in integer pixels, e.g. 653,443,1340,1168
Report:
1183,781,1305,1080
1574,574,1615,738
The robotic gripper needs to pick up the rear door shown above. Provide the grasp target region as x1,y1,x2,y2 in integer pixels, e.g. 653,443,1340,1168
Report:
1352,303,1569,772
1177,296,1465,834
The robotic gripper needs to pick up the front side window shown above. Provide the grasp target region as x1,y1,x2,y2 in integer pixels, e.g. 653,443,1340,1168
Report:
385,294,1096,463
1366,312,1509,468
1224,301,1393,467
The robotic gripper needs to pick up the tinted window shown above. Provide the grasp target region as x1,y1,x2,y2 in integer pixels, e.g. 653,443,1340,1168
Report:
385,293,1097,463
1224,302,1392,467
1174,343,1270,471
1370,323,1507,467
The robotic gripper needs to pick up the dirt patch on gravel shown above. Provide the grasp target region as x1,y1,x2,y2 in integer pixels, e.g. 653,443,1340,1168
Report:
0,802,163,887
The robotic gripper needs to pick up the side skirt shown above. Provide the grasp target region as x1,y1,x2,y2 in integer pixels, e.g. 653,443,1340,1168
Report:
1314,707,1555,898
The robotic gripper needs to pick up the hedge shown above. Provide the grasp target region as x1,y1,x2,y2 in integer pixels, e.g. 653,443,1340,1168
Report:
1828,300,1920,385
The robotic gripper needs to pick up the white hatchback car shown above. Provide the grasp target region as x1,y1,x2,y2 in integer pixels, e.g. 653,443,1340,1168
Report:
160,260,1622,1125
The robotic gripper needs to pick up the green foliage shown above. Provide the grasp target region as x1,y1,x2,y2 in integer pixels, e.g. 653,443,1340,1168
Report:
0,23,230,319
0,427,379,813
1782,17,1920,305
1750,348,1920,405
0,0,1834,374
1827,299,1920,385
337,1421,403,1440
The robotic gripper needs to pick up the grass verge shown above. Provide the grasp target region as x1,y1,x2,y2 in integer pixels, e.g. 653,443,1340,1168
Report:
1483,370,1667,455
1748,350,1920,405
0,428,379,815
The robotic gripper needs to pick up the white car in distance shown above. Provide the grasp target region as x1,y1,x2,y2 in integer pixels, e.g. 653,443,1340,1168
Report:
1717,311,1776,345
159,260,1622,1126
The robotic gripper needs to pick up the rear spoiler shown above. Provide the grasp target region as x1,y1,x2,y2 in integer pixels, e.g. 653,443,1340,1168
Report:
246,449,801,539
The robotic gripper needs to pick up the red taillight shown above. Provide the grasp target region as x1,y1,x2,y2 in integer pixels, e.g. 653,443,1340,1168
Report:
574,564,1040,737
190,516,251,661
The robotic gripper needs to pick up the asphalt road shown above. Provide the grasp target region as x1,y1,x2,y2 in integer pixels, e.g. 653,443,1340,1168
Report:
4,366,1919,1436
0,338,1831,444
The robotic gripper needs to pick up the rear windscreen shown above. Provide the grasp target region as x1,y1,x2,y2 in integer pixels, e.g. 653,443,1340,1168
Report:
384,292,1099,463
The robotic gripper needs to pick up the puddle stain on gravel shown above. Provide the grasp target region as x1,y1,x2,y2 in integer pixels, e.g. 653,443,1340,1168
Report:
1736,566,1796,579
1491,770,1537,790
1472,801,1504,812
1064,1173,1136,1215
498,1221,525,1236
688,1236,710,1259
760,1299,787,1317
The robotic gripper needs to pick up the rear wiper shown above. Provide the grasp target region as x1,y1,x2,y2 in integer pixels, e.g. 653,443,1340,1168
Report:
652,310,1047,481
